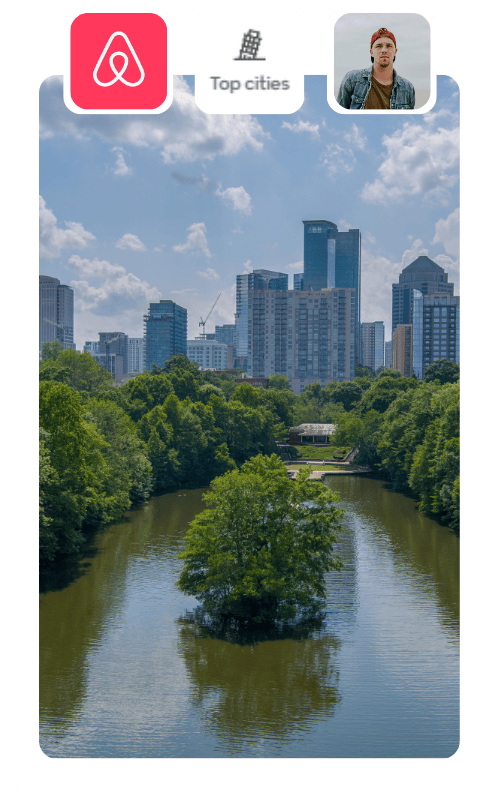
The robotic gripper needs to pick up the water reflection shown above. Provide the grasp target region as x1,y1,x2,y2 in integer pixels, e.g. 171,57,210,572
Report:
324,476,459,638
40,479,459,757
177,621,341,753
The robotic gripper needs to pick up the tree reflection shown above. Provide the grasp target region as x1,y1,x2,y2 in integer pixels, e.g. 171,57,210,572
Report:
177,616,341,752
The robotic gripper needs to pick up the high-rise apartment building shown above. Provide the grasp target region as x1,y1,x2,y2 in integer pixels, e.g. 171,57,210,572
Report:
235,269,287,358
187,338,228,371
392,256,454,333
214,324,237,347
84,341,100,355
39,275,75,354
247,287,356,394
422,293,460,372
128,337,145,375
98,332,128,382
144,300,187,372
384,340,392,369
361,321,385,372
393,325,413,377
302,220,361,363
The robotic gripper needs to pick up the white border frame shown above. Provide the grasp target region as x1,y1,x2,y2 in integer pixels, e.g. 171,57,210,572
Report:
12,21,489,797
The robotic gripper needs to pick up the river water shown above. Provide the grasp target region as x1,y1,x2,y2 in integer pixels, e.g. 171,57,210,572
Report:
39,476,459,758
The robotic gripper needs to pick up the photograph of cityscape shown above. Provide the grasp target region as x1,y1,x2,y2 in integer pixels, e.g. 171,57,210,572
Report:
39,73,459,758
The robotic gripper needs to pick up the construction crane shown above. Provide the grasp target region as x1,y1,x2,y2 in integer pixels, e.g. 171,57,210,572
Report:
43,317,64,329
199,294,221,338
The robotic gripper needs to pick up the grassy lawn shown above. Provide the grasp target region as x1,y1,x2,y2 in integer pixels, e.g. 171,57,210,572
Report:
291,445,350,461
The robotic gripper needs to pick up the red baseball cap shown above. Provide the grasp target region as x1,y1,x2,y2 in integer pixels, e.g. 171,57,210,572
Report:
370,28,396,48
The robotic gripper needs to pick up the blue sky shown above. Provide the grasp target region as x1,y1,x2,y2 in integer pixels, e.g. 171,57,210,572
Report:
40,74,459,350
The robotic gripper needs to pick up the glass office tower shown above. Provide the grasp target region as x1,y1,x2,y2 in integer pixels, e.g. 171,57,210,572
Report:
392,256,454,333
302,220,361,363
144,300,187,371
39,275,75,354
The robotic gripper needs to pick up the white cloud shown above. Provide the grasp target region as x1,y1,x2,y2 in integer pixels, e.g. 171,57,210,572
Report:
112,147,132,176
432,208,459,257
116,233,147,251
361,120,459,203
243,259,252,271
285,260,304,272
40,76,269,164
39,196,95,258
173,222,212,257
69,255,161,316
171,171,215,192
343,123,367,150
400,238,429,268
281,120,320,139
215,185,253,215
432,253,460,291
196,267,220,280
322,124,367,176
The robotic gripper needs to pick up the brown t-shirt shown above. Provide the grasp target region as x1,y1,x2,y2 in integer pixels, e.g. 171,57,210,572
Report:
364,76,393,109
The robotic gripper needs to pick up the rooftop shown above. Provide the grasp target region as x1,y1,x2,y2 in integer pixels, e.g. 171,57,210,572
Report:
289,423,336,435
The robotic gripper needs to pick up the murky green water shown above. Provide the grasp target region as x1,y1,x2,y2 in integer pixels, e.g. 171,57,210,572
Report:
39,476,459,757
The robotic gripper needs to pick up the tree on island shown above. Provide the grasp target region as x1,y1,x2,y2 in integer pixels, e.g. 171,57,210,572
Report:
177,454,343,625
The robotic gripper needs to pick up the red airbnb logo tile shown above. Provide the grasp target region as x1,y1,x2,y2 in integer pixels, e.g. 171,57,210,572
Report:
70,13,168,111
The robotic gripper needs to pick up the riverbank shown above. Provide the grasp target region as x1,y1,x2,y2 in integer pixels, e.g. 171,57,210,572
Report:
287,463,372,480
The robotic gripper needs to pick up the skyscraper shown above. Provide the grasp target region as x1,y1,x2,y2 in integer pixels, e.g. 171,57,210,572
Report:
393,325,413,377
422,293,460,371
384,340,393,369
235,269,288,359
361,321,385,372
98,332,128,382
392,256,454,333
144,300,187,372
128,337,145,375
39,275,75,354
214,324,237,347
302,221,361,362
293,273,304,291
247,287,356,393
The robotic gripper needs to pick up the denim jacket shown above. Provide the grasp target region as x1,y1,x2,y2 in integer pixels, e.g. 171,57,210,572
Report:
337,68,415,110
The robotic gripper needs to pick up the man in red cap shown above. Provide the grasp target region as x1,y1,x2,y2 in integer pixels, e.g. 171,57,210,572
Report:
337,27,415,110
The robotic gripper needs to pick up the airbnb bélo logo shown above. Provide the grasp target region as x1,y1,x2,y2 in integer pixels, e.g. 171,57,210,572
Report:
70,13,168,112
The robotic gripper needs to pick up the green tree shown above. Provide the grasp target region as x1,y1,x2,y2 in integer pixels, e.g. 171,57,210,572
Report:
355,365,375,379
268,375,292,391
357,373,417,415
377,382,439,490
39,382,107,560
39,349,113,393
331,413,364,448
177,454,343,624
232,382,260,408
40,340,65,361
83,398,152,506
409,382,460,528
423,360,460,385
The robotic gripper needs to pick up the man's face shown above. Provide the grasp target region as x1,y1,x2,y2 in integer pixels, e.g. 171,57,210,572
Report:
370,36,397,67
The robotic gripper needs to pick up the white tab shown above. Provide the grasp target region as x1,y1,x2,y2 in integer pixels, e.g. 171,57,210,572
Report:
194,17,304,114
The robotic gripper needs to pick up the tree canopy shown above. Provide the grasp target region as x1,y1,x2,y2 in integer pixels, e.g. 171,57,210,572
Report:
177,454,344,625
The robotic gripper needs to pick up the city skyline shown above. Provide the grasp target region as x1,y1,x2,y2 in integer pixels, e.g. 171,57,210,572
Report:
39,75,459,351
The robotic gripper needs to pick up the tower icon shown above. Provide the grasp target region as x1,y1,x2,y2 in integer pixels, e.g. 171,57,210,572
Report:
234,29,265,60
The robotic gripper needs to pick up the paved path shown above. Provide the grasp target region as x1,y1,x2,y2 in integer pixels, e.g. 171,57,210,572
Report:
287,466,371,480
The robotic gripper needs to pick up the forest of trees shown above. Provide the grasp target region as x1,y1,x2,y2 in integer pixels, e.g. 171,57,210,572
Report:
39,347,459,566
